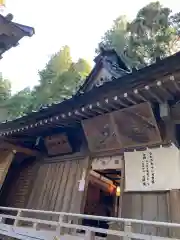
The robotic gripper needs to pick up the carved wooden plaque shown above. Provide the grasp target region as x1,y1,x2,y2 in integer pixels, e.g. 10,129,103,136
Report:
82,113,120,153
45,133,72,156
92,155,123,170
112,102,162,148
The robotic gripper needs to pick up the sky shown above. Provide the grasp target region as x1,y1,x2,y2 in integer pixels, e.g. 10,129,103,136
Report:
0,0,178,93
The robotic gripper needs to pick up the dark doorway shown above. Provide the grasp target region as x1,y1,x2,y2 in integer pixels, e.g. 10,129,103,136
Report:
82,172,117,236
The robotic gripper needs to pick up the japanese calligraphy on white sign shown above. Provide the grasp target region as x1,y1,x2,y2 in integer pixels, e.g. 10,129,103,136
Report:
124,144,180,191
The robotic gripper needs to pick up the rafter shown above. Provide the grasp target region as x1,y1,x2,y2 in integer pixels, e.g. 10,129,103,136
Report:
0,141,41,156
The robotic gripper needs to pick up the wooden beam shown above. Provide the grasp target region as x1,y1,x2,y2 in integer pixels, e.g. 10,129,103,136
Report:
0,141,41,156
156,81,173,100
171,103,180,124
133,89,147,102
159,103,177,145
113,96,129,107
145,85,163,103
124,93,137,105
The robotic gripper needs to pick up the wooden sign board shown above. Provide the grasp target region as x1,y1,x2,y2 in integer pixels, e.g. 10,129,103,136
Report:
82,113,120,153
112,102,162,148
92,155,123,170
45,133,72,156
82,102,161,152
124,144,180,191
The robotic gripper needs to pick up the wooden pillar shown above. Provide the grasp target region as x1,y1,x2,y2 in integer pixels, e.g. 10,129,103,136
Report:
160,103,180,237
168,191,180,237
118,156,125,218
0,149,15,190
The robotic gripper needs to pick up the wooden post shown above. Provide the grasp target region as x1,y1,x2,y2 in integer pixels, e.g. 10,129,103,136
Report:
123,222,132,240
159,103,180,237
14,210,21,227
168,190,180,237
85,230,95,240
159,103,177,144
118,156,125,218
56,215,64,236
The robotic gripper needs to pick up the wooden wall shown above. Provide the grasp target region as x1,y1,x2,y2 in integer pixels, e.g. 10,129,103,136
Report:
0,150,15,192
121,192,170,237
1,159,39,208
27,156,90,216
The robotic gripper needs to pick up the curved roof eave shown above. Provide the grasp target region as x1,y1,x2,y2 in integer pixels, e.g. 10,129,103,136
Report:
0,14,35,57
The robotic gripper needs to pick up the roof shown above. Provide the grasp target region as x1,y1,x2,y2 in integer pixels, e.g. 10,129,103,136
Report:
1,50,180,136
0,14,35,57
77,48,130,94
94,48,129,72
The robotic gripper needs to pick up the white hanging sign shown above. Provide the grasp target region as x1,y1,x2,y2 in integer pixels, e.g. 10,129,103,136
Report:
78,169,86,192
124,144,180,192
92,155,123,170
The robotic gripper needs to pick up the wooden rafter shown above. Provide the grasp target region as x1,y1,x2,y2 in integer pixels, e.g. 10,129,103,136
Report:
0,141,41,156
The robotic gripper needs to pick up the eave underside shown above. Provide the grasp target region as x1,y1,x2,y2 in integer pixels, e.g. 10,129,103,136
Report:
1,51,180,139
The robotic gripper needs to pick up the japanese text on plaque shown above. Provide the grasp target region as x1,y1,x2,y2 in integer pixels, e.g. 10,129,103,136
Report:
141,151,155,187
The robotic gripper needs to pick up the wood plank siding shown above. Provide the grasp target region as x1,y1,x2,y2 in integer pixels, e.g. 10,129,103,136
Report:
27,157,90,218
0,150,14,190
0,159,39,208
121,192,169,237
6,161,38,208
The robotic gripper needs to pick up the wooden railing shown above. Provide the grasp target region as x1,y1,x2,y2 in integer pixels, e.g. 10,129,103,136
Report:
0,206,179,240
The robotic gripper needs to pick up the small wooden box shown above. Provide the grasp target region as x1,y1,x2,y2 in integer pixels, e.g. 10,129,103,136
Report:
45,133,72,156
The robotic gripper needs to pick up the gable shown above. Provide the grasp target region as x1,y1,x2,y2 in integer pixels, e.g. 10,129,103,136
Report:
83,67,113,92
77,49,130,94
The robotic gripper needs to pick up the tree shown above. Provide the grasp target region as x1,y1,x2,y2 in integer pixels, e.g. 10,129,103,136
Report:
128,1,175,66
98,16,128,52
29,46,91,110
0,74,11,102
98,1,180,68
49,66,82,103
6,87,33,119
97,16,132,66
1,46,91,120
74,58,91,78
48,45,72,74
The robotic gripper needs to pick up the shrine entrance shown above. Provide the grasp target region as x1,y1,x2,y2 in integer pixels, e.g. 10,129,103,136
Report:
82,166,121,235
84,155,122,215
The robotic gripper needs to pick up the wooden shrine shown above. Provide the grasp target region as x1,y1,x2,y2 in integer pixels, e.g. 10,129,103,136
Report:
1,48,180,238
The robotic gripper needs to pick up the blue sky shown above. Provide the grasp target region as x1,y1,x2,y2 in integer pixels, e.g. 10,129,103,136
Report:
0,0,178,93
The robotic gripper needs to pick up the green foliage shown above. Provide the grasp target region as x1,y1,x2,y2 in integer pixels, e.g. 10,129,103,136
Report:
97,16,132,66
30,46,91,110
2,1,180,120
98,1,180,68
0,74,11,102
171,12,180,34
1,45,91,120
6,87,33,119
48,45,72,75
99,16,128,53
74,58,92,78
